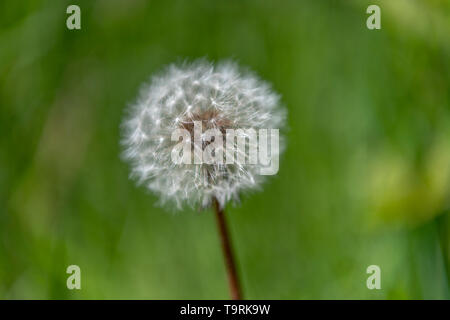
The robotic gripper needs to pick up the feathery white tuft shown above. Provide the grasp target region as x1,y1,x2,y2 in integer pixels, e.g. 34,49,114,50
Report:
121,60,286,210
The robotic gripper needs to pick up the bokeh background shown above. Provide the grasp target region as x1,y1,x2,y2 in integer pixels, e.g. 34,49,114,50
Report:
1,0,449,299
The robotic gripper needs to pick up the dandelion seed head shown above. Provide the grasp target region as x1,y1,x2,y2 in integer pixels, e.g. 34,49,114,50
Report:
121,59,286,210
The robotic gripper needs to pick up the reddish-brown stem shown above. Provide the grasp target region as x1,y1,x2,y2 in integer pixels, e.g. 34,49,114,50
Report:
212,197,242,300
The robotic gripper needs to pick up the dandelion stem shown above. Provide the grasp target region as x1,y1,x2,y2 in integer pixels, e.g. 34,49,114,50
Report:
212,197,242,300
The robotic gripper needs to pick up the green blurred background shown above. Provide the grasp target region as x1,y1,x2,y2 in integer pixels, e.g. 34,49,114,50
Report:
0,0,449,299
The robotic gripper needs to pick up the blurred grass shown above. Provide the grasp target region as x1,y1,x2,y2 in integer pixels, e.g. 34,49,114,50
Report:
0,0,449,299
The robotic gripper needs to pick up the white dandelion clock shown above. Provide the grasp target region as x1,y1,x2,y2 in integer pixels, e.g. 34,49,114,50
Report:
121,59,287,299
122,60,286,209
